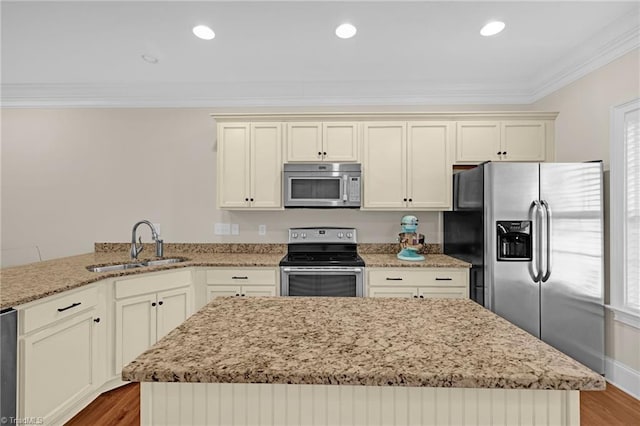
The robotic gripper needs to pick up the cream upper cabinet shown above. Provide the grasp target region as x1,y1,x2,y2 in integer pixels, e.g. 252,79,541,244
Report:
362,121,453,210
407,122,453,209
362,122,407,209
286,122,359,162
456,120,546,163
218,122,282,210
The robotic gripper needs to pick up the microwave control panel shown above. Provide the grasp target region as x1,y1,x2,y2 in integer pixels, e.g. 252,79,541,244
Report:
349,177,361,202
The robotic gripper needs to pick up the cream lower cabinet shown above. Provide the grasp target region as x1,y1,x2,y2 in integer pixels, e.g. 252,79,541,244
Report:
206,268,278,301
19,285,104,424
456,121,547,164
286,122,359,162
114,270,194,372
362,121,453,210
367,268,469,299
217,122,282,209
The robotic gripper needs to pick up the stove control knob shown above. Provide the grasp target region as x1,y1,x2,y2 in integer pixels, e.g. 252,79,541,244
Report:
346,232,353,239
291,232,298,239
337,232,344,238
301,232,307,239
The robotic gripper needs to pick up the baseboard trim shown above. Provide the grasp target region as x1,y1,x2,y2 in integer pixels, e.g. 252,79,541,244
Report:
605,356,640,399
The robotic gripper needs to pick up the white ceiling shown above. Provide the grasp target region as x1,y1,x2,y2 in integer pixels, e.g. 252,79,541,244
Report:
2,0,639,107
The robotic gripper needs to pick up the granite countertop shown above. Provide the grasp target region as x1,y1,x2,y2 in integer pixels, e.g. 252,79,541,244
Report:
0,243,469,309
361,253,470,268
121,296,605,390
0,244,286,309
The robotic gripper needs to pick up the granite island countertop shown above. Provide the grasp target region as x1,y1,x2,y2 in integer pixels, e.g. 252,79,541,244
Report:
122,296,605,390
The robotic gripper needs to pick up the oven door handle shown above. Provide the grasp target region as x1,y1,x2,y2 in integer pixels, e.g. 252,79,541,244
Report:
282,267,362,273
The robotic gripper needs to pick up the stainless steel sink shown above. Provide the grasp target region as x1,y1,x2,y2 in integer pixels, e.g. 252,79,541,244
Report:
86,258,185,272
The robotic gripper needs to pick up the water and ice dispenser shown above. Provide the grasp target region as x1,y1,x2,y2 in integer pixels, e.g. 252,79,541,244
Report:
496,221,532,261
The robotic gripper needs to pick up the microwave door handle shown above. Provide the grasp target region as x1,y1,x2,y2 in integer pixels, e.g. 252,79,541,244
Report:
342,175,348,202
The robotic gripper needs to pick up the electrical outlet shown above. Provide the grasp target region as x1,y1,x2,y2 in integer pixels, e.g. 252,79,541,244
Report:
152,223,161,236
259,225,266,236
231,224,239,235
214,223,231,235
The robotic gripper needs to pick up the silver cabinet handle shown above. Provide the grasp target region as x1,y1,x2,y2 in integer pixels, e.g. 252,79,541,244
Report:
541,200,552,282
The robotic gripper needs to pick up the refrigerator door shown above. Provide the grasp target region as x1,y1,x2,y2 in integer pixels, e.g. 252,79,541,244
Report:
539,162,604,373
485,163,541,337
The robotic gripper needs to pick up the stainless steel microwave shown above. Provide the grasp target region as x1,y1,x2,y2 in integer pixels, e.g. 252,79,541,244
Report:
283,163,361,208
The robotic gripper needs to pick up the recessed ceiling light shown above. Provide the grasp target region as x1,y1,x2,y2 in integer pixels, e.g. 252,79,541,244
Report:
141,54,158,64
480,21,505,37
193,25,215,40
335,23,357,39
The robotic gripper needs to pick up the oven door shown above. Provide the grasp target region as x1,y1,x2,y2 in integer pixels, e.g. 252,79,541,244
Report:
280,267,364,297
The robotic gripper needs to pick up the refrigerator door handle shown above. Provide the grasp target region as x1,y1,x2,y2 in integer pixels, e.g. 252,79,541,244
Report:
529,200,543,282
541,200,553,282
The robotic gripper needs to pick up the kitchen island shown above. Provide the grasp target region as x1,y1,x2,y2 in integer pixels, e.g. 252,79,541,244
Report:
122,297,604,426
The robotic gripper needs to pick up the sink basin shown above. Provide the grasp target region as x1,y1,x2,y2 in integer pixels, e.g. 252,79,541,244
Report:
86,258,186,273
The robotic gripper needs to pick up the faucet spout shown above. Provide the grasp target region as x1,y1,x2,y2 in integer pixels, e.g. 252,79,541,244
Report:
130,220,161,260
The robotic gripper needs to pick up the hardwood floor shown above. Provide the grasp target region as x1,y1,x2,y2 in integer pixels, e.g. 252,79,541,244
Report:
65,382,139,426
66,382,639,425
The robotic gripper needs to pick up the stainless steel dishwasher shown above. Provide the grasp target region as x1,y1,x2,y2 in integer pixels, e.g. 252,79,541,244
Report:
1,308,17,422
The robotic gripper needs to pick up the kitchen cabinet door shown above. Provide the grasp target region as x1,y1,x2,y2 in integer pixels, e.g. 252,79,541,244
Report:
362,122,407,209
501,121,546,161
21,308,100,421
115,293,157,372
407,122,453,210
241,285,277,297
322,122,359,162
455,122,501,163
286,122,322,162
368,286,417,298
250,123,282,209
156,286,193,340
207,285,242,301
418,286,468,299
218,123,251,208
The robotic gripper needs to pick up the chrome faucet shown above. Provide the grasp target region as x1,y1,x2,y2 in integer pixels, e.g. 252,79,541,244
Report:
130,220,164,260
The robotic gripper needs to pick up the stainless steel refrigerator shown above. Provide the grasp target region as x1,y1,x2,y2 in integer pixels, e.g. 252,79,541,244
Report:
444,162,604,374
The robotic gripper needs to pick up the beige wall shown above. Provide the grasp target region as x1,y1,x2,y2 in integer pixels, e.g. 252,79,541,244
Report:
531,48,640,373
1,104,522,265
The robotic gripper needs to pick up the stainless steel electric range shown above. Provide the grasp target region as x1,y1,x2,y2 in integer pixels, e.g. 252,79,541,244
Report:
279,227,365,297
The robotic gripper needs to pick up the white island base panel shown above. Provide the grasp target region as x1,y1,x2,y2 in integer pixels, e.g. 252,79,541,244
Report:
141,382,580,426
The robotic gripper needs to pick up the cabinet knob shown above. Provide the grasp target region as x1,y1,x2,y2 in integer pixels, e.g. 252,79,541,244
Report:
413,295,418,298
318,152,322,156
235,293,240,297
323,152,327,156
419,295,424,299
403,198,407,202
408,198,413,202
151,302,156,307
241,294,246,297
497,151,501,155
250,198,254,202
158,301,164,306
93,317,101,323
502,151,507,155
245,198,249,202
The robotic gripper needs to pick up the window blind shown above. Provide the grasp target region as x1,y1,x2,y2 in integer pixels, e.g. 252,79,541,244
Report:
625,111,640,310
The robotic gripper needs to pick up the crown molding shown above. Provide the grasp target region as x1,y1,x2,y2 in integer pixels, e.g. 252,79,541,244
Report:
2,11,638,109
530,12,640,102
0,82,533,108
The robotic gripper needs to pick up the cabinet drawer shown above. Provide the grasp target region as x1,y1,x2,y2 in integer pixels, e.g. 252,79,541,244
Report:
114,270,192,299
206,268,277,285
368,268,468,287
22,286,99,334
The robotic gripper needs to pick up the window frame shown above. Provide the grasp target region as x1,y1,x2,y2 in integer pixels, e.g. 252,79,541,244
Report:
610,98,640,328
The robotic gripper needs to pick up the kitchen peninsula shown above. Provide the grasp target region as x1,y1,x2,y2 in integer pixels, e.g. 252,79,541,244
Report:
122,296,604,426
